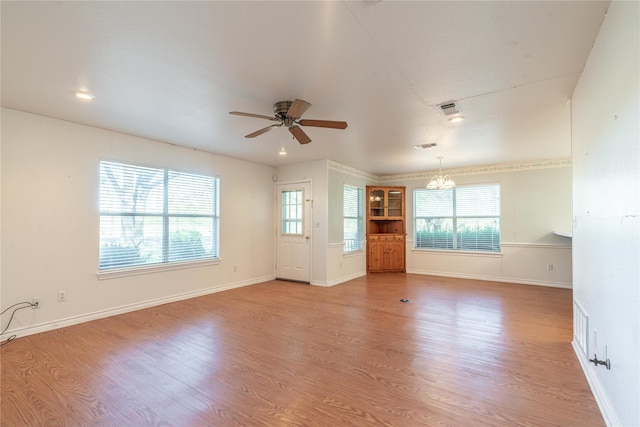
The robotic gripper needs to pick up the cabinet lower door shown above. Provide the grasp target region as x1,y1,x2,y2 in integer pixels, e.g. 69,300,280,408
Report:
385,241,404,271
368,239,405,272
368,241,387,272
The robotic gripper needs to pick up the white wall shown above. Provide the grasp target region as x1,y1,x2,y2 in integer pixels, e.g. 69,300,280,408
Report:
571,1,640,426
275,159,329,286
326,162,375,286
1,108,276,337
387,161,573,287
276,160,377,287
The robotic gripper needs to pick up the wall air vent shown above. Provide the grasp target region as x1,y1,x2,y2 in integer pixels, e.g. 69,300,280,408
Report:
438,102,459,116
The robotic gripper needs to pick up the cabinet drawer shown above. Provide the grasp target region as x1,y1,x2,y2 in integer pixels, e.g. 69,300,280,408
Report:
368,234,404,242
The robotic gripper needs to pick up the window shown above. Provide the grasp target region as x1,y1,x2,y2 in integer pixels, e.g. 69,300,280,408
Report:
414,183,500,252
344,185,363,252
99,161,219,271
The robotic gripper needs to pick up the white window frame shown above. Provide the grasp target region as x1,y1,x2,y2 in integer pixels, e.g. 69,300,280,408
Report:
413,183,501,253
343,185,364,253
98,160,220,274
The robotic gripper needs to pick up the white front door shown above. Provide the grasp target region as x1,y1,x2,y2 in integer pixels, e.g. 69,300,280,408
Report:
276,182,311,283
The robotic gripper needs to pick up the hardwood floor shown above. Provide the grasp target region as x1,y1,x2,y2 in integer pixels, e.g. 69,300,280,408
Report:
1,274,603,426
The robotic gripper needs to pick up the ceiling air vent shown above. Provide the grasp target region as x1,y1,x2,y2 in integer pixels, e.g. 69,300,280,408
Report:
438,102,459,116
414,142,437,150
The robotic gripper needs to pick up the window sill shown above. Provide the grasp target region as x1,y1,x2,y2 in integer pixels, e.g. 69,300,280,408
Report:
97,258,220,280
411,248,503,258
343,249,364,257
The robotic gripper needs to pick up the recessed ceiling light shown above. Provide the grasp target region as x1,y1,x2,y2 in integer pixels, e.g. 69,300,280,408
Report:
448,116,465,123
279,149,287,156
72,91,95,101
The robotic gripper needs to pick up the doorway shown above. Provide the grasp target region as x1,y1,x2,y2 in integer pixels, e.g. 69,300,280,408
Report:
276,182,311,283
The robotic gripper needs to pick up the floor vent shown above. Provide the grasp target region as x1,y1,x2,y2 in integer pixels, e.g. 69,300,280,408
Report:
573,300,589,356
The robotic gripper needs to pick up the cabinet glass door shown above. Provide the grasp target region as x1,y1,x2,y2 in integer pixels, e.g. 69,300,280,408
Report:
369,189,385,217
387,190,403,217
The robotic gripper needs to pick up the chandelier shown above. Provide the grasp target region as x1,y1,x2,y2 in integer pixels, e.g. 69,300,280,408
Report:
427,157,455,189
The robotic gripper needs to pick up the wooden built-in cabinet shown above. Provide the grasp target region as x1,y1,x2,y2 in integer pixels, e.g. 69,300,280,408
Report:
366,186,406,273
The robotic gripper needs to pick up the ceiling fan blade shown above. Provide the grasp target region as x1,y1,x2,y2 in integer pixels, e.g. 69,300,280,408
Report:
245,124,279,138
286,99,312,119
230,111,279,121
298,119,348,129
289,126,312,144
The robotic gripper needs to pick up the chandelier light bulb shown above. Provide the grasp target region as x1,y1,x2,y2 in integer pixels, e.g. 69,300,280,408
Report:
427,157,455,190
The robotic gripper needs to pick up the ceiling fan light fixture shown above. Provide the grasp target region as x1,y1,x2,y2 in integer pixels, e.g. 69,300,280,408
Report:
426,157,455,190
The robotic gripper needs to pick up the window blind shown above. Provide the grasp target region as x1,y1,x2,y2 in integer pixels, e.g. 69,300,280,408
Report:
414,183,500,252
99,161,219,271
343,185,363,252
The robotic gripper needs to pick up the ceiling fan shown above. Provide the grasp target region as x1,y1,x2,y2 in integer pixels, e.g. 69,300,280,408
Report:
229,99,348,145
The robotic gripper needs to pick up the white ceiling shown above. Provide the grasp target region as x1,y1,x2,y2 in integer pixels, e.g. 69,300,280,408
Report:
1,1,609,176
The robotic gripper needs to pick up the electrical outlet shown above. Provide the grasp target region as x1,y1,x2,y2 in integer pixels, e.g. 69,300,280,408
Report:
32,297,41,309
546,263,554,271
57,290,67,302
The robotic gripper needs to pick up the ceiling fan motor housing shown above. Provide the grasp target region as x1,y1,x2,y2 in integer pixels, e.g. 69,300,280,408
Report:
274,101,294,126
274,101,293,117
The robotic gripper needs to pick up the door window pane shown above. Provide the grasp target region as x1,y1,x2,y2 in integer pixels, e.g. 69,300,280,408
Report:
282,190,303,235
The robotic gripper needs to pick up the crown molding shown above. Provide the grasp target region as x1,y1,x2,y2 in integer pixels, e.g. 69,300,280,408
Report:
378,158,571,184
328,158,571,184
328,160,379,181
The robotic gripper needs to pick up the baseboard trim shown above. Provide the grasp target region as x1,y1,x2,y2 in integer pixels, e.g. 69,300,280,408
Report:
406,269,572,289
572,340,620,427
5,275,275,340
314,271,367,287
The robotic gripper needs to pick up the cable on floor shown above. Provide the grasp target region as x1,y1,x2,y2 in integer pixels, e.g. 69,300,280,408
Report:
1,301,38,347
